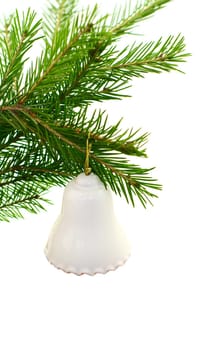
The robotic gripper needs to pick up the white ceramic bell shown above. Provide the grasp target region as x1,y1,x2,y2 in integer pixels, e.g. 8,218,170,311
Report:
45,173,131,275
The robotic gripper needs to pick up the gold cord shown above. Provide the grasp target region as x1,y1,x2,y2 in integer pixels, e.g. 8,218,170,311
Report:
84,132,92,176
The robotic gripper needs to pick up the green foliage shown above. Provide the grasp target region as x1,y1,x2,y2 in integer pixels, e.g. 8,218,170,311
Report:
0,0,189,221
0,9,42,104
109,0,174,36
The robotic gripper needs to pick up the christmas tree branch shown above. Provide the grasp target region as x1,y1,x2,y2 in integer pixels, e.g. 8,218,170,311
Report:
0,190,50,222
99,35,187,78
18,1,182,107
0,104,160,209
0,1,189,220
48,34,187,106
0,104,148,157
20,5,98,104
110,0,172,36
19,22,93,104
43,0,77,43
0,166,70,178
0,9,42,103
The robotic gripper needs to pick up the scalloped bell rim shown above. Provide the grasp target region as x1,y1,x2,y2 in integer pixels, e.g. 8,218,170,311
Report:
44,248,131,276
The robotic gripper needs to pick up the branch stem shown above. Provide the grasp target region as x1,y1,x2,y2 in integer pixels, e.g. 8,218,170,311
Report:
0,194,41,210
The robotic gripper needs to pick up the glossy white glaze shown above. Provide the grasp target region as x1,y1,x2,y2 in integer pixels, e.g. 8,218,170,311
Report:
45,173,131,275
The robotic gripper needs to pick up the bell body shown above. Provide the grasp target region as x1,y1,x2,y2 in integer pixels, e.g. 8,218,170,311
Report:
45,173,131,275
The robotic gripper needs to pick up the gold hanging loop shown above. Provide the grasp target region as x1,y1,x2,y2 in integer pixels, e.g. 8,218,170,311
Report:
84,131,92,176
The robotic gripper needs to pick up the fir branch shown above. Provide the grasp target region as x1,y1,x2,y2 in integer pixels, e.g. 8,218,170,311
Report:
2,16,13,59
0,190,50,222
103,34,188,77
90,150,161,207
0,9,42,103
0,105,148,158
0,105,160,207
43,0,77,44
51,34,188,106
61,109,149,157
0,140,54,222
12,1,187,108
18,25,90,104
19,5,97,103
0,0,189,220
110,0,172,36
0,166,70,179
0,131,77,221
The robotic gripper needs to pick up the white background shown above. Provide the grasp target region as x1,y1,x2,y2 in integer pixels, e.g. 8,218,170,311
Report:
0,0,199,349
